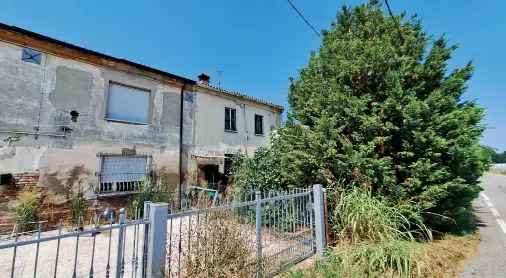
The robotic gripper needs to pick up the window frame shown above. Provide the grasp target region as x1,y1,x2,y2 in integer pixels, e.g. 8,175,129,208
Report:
254,114,264,136
21,48,43,65
224,107,237,132
104,81,152,125
97,153,152,194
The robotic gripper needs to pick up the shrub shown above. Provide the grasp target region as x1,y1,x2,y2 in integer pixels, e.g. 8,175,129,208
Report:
14,191,39,232
127,180,173,218
183,210,255,277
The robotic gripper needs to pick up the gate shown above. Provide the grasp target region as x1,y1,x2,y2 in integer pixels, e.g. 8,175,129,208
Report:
156,184,327,277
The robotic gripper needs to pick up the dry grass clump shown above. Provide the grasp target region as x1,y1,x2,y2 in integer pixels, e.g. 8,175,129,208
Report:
416,233,480,277
183,210,256,277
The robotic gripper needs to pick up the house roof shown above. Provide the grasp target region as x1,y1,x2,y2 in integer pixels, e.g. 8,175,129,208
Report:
0,22,284,112
198,83,285,112
0,22,195,85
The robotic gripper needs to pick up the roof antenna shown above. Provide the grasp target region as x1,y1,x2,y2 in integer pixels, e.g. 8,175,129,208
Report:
217,70,223,88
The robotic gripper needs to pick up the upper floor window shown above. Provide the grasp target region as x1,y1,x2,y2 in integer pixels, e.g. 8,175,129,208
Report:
21,48,42,65
225,107,237,132
106,82,150,124
255,114,264,135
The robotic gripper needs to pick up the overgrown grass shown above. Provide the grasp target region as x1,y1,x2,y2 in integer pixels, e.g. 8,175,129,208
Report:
126,180,173,218
289,233,479,278
332,188,431,243
287,188,478,278
13,191,39,232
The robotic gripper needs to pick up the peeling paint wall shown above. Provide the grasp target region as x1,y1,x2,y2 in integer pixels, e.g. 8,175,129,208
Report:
191,87,282,173
0,40,190,195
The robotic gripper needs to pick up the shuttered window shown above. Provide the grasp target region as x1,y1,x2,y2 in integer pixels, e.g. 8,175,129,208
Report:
106,82,150,124
98,155,149,193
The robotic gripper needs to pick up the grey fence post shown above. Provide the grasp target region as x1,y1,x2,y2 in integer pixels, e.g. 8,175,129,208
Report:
116,209,126,278
146,203,168,278
141,202,151,278
255,191,263,278
313,184,326,256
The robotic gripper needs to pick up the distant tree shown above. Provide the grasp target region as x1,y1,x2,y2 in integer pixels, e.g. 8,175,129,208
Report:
235,0,489,232
483,146,506,163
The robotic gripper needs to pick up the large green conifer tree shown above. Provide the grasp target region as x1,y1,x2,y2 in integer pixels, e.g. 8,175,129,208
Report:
279,1,489,231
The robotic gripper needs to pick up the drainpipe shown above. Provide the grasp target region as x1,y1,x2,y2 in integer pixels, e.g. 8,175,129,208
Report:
178,84,186,209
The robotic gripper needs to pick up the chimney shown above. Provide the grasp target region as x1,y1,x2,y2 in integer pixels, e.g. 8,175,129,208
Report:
197,73,210,86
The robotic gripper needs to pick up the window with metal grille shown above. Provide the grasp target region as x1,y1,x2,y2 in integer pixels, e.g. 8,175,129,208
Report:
225,107,237,132
105,82,150,124
98,154,150,194
21,48,42,65
254,114,264,135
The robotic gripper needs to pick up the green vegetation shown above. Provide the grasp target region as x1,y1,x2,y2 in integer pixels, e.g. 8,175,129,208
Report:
126,180,173,218
482,145,506,163
332,188,430,243
69,190,88,227
231,0,487,276
233,0,488,234
13,191,39,232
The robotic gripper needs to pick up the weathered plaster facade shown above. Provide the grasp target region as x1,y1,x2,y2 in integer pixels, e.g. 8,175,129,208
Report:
189,80,283,184
0,35,193,199
0,23,282,227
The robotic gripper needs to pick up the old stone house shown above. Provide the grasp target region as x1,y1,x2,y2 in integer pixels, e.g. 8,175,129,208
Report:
0,23,282,227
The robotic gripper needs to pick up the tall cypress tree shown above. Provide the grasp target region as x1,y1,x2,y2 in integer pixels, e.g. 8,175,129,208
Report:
283,1,489,231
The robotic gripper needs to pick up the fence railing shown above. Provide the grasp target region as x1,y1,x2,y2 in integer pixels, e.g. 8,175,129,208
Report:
145,184,326,278
0,185,327,278
0,210,149,278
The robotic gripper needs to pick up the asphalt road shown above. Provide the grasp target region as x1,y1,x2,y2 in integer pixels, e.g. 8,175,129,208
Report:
461,174,506,278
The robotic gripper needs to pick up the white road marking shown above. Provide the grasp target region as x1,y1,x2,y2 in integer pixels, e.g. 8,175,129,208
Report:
481,193,506,234
481,192,490,201
491,207,501,217
496,219,506,234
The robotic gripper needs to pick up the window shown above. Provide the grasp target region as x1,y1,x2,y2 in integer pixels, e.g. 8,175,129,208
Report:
106,82,150,124
98,154,150,194
225,107,237,132
255,114,264,135
21,48,42,65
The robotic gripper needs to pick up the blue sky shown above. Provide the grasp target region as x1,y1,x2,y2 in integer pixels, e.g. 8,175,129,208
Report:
2,1,505,151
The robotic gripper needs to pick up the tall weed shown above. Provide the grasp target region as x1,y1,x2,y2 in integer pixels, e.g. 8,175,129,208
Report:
332,188,431,242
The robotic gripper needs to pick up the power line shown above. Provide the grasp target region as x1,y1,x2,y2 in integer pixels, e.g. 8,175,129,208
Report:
384,0,404,44
384,0,395,18
286,0,321,37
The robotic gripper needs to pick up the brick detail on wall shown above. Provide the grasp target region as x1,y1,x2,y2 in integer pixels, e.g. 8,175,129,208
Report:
0,172,128,234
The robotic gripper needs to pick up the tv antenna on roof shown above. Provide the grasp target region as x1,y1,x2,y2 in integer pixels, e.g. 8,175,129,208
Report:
217,70,223,88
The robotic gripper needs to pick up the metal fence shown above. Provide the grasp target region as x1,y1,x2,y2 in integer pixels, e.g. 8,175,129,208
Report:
0,210,149,278
0,185,327,278
150,184,327,277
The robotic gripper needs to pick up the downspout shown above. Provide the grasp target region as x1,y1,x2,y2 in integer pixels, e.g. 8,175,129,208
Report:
178,84,186,209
